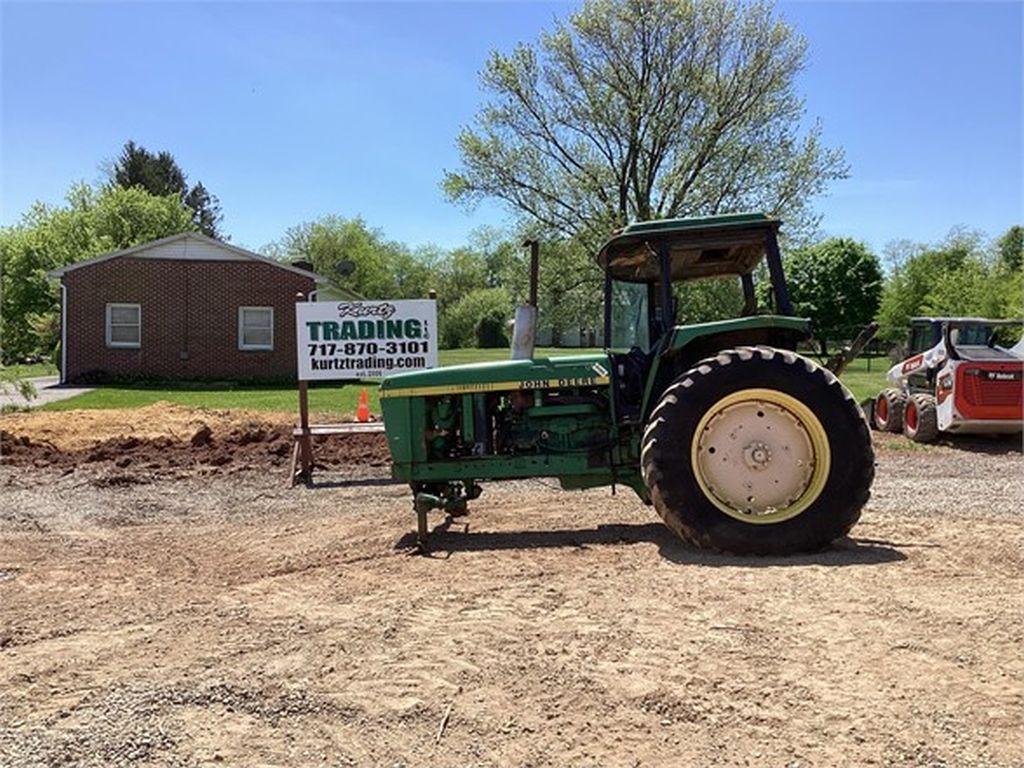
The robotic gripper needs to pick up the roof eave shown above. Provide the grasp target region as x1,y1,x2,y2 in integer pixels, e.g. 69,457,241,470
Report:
45,231,330,284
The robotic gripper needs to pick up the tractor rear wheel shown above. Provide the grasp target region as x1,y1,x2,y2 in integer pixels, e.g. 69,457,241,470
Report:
641,347,874,555
903,393,939,443
873,388,906,433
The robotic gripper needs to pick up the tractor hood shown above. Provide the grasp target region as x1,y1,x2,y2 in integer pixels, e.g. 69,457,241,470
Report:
379,353,611,399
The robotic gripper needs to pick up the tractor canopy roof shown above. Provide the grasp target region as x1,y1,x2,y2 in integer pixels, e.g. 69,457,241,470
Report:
596,212,780,283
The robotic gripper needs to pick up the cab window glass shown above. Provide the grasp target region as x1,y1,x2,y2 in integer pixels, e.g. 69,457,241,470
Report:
673,276,745,325
609,280,650,352
909,326,928,353
954,325,991,346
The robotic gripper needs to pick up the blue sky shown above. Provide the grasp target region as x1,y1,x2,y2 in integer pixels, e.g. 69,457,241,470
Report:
1,1,1020,255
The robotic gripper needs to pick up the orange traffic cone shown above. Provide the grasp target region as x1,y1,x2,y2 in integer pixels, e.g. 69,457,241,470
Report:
356,388,371,423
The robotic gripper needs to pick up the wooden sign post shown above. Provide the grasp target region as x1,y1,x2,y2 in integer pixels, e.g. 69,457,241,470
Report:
294,378,314,483
291,293,315,484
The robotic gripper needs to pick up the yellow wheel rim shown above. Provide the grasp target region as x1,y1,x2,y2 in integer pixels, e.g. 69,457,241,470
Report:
689,388,831,525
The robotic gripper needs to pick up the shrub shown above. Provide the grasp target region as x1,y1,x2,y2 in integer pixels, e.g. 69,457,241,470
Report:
441,288,513,348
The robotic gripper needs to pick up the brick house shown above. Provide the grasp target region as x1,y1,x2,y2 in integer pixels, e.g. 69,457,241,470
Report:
49,232,330,383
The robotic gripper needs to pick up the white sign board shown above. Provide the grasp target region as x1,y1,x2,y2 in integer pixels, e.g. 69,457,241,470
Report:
295,300,438,381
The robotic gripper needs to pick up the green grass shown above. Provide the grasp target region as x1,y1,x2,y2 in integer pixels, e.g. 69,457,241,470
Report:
36,347,888,417
1,362,58,379
41,381,373,418
873,435,938,452
835,355,889,403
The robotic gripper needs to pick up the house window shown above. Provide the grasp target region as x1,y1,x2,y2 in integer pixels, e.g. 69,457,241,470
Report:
105,303,141,348
238,306,274,351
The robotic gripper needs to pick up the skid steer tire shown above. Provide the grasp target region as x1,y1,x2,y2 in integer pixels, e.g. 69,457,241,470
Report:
903,393,939,443
873,388,906,433
641,347,874,555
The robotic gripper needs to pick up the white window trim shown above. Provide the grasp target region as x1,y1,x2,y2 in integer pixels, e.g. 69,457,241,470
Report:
105,303,141,349
238,306,274,351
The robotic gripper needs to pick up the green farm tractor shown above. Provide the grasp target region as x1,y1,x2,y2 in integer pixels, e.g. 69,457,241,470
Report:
380,213,874,554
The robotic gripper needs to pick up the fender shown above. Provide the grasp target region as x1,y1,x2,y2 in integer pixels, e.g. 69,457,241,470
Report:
639,315,812,419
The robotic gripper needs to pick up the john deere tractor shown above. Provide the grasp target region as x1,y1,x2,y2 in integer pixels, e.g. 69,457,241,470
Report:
380,213,874,554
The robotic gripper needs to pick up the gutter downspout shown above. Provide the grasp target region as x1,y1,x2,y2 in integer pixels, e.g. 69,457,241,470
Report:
60,280,67,384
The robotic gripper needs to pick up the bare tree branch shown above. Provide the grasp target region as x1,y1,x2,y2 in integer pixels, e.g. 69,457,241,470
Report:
443,0,848,251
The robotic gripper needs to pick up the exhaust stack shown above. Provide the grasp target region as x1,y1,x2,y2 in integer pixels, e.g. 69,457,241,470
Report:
511,239,539,360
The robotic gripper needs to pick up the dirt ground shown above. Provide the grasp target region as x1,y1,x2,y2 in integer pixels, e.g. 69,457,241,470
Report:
1,407,1022,767
0,403,390,477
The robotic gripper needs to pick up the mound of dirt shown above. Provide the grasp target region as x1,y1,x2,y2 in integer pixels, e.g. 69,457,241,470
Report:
0,402,286,451
0,404,390,476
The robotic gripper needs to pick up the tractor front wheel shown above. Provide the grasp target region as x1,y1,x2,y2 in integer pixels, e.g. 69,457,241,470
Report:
641,347,874,555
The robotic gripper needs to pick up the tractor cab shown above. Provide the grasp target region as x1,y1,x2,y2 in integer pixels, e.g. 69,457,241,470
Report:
596,213,808,420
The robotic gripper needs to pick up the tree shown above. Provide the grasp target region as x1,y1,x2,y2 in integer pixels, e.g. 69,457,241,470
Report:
920,226,1024,323
874,227,1024,347
996,225,1023,272
434,247,490,309
426,230,603,347
993,226,1024,321
466,226,525,288
263,215,434,300
183,182,221,240
921,258,1005,319
484,235,605,344
440,288,514,348
0,183,195,363
109,140,224,239
534,238,604,344
877,229,982,342
675,277,745,325
781,238,883,355
444,0,846,251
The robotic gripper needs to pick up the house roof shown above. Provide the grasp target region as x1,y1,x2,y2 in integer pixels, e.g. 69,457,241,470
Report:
47,231,330,284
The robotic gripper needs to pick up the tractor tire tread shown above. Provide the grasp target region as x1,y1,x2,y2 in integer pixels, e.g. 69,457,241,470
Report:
641,346,874,555
874,388,907,433
905,393,939,443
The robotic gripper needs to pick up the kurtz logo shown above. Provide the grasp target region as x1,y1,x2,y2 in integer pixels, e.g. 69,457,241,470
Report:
306,302,425,342
336,302,397,320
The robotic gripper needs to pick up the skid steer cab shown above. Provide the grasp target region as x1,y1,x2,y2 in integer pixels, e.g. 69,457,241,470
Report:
873,317,1024,442
380,213,874,555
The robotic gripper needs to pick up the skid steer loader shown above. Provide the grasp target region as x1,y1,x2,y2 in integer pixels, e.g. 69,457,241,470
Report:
873,317,1024,442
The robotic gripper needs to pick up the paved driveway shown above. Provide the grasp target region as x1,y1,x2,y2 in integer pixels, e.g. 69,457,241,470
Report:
0,376,93,408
